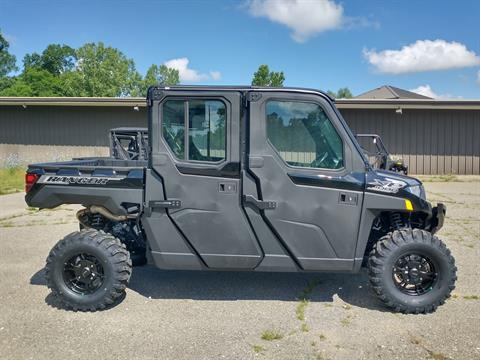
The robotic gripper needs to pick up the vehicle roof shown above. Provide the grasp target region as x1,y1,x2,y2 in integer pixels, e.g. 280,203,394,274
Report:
147,85,335,101
110,127,148,132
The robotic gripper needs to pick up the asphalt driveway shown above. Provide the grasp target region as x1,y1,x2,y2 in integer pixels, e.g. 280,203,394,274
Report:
0,179,479,360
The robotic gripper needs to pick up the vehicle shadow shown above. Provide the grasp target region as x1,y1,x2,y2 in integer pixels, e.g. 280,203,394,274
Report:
31,265,387,312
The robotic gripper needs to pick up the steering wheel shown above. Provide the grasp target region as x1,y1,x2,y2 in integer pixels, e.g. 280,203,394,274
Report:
310,152,329,168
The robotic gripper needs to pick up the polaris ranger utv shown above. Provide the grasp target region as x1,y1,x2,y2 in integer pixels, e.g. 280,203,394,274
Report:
25,86,455,313
356,133,408,174
109,127,148,161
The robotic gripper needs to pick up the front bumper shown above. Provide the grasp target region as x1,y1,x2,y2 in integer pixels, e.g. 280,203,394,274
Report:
430,203,446,234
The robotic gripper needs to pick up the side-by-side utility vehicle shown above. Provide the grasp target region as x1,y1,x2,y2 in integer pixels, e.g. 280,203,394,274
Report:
356,133,408,174
25,86,455,313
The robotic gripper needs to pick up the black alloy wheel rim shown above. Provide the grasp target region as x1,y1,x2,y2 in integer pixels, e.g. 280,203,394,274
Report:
63,253,105,295
392,253,437,296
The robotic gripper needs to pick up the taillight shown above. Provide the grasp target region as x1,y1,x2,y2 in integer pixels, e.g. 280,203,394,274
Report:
25,173,39,193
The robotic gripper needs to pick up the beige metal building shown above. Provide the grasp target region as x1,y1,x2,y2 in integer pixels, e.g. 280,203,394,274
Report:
0,96,479,175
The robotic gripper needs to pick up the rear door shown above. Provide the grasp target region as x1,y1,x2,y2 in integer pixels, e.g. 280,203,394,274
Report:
245,91,365,271
149,89,262,269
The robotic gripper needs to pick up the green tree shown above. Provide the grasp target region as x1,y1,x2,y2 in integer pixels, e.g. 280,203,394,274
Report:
252,64,285,87
0,68,64,96
23,53,42,70
326,87,353,99
336,87,353,99
142,64,180,95
0,30,17,77
24,44,76,75
0,76,14,93
62,42,142,97
326,90,337,98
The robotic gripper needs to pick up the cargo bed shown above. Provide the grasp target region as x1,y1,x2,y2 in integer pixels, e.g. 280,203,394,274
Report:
25,157,145,214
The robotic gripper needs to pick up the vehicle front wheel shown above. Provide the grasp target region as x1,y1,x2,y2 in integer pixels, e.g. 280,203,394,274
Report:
45,229,132,311
368,228,456,313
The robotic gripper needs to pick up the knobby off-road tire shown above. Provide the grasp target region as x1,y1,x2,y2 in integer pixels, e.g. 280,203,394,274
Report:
45,229,132,311
78,223,146,267
368,228,456,314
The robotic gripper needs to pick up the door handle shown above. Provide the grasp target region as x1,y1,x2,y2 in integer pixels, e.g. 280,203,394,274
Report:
145,199,181,215
243,195,276,210
338,192,358,206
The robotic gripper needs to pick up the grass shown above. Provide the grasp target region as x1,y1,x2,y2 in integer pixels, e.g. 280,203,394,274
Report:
425,350,451,360
261,330,283,341
299,279,320,300
418,174,480,183
463,295,479,300
301,323,309,332
420,174,458,182
319,334,326,341
340,316,352,327
409,336,451,360
0,219,74,228
410,337,422,345
252,344,266,353
296,299,308,321
295,279,320,332
0,167,25,195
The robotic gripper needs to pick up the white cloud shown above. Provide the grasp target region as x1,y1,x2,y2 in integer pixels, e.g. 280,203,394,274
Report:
209,71,222,80
409,84,461,100
247,0,344,43
364,39,480,74
163,57,221,83
409,85,437,98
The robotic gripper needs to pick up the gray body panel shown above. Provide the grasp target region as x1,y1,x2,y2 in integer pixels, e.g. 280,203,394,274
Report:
27,185,142,214
141,169,205,270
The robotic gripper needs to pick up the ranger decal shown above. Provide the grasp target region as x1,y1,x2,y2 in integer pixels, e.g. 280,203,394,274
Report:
367,178,406,194
38,175,123,185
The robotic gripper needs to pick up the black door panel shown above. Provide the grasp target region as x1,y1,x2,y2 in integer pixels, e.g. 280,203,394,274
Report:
149,91,263,269
244,92,366,271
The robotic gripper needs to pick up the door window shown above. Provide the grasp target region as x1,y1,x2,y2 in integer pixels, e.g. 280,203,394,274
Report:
162,99,226,162
162,100,185,159
188,100,226,162
266,100,344,169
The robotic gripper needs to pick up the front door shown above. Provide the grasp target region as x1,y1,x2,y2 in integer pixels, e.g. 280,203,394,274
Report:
149,90,262,269
245,91,365,271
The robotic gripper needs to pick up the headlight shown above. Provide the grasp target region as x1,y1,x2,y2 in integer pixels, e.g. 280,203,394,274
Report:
406,185,425,199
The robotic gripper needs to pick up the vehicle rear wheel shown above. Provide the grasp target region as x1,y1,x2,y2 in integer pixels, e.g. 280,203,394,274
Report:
45,229,132,311
368,228,456,313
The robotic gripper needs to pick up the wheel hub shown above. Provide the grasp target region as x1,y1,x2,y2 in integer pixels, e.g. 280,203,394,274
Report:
63,253,105,295
392,254,437,296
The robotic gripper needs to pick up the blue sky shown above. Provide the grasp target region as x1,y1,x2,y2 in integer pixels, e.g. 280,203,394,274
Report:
1,0,479,98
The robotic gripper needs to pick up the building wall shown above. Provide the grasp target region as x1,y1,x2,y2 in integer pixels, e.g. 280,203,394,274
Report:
0,104,479,174
341,108,480,175
0,105,146,165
